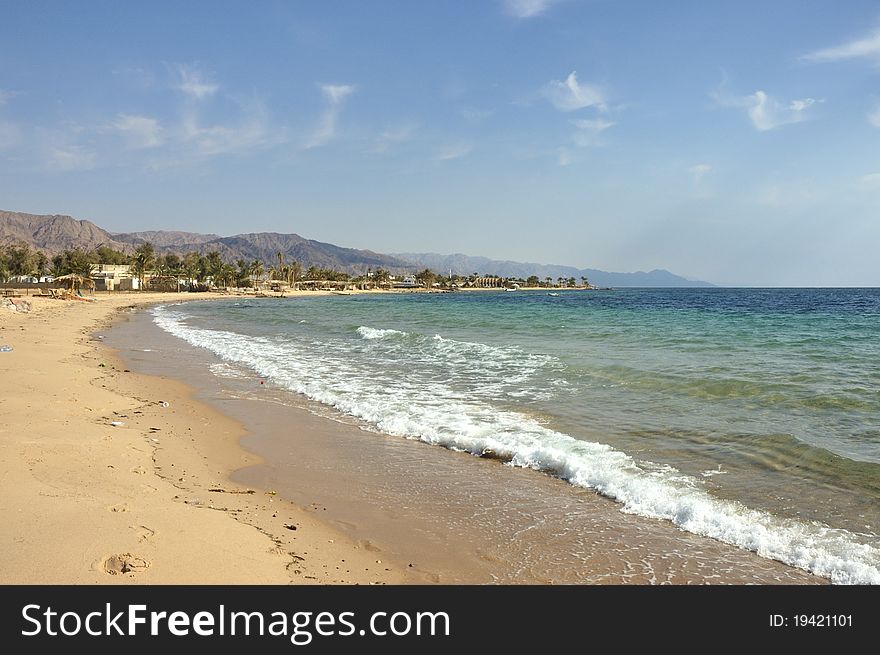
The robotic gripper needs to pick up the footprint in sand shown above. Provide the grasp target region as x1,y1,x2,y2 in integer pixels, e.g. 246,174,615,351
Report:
132,525,156,543
107,503,129,513
102,553,150,575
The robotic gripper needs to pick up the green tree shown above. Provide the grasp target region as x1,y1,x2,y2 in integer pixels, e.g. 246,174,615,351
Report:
130,243,156,289
7,244,34,278
205,251,224,286
287,260,302,289
250,259,264,290
33,251,49,279
182,252,201,289
415,268,436,288
527,275,540,287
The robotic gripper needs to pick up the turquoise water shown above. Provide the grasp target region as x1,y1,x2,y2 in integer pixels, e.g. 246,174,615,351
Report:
152,288,880,583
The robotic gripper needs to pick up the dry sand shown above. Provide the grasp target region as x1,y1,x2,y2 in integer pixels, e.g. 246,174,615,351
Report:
0,291,413,584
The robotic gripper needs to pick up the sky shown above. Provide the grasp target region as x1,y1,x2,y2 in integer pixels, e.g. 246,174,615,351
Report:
1,1,879,286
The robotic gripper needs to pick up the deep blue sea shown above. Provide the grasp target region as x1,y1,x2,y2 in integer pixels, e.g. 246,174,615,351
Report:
152,288,880,583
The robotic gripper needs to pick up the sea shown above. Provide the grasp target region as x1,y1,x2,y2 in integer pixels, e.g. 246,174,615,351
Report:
146,288,880,584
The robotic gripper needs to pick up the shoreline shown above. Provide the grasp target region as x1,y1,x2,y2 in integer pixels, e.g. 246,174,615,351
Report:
2,289,827,585
111,296,822,585
0,291,413,584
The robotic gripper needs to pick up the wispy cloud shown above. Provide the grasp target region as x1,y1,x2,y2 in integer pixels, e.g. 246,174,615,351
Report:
436,142,472,161
49,145,96,171
570,117,614,146
557,148,572,166
544,71,606,112
177,98,277,159
107,114,163,149
857,172,880,188
757,182,817,208
0,121,21,150
374,121,418,153
0,89,21,105
713,85,819,131
173,63,219,100
868,104,880,127
801,29,880,64
304,83,355,149
689,163,712,184
503,0,559,19
459,107,494,124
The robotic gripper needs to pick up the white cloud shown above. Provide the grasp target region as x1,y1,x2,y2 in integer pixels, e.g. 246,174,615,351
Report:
570,117,614,147
459,107,494,124
756,183,817,208
321,84,355,105
49,146,96,171
174,63,219,100
801,30,880,63
0,121,21,150
543,71,606,112
504,0,559,19
857,172,880,188
868,104,880,127
304,83,356,149
557,147,572,166
374,121,418,153
689,163,712,184
0,89,21,105
178,100,275,158
714,87,819,131
436,142,472,161
108,114,163,149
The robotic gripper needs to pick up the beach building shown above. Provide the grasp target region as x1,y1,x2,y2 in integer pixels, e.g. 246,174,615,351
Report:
91,263,139,291
393,275,418,288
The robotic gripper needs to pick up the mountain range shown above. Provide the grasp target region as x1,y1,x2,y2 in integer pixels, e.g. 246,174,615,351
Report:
392,252,713,288
1,209,713,286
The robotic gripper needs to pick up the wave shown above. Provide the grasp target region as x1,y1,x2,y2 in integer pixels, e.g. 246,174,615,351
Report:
356,326,407,340
153,306,880,584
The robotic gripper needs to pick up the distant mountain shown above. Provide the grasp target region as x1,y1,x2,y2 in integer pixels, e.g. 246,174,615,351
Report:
393,252,714,287
1,210,713,284
113,230,220,248
145,232,412,274
1,210,412,274
0,210,128,252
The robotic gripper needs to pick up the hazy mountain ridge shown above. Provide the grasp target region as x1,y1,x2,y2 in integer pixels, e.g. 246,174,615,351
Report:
393,252,714,287
1,210,411,274
0,210,129,252
1,210,712,284
113,230,220,247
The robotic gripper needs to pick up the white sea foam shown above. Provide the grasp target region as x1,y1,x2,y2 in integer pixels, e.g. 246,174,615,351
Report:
154,307,880,584
357,326,407,340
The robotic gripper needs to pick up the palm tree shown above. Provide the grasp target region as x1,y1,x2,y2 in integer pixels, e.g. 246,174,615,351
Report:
288,260,302,289
581,276,589,288
250,259,264,290
415,268,436,288
183,252,200,290
130,243,155,290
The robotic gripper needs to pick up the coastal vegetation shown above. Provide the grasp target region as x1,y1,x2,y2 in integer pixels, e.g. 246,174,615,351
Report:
0,241,591,291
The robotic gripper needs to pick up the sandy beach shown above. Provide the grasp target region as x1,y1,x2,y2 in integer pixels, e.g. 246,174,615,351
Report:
0,290,414,584
1,289,831,585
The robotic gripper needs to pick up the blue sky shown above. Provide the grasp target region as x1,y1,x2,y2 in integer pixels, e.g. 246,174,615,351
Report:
1,1,879,285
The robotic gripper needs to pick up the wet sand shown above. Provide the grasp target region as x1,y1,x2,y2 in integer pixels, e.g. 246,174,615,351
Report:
108,303,823,585
0,291,414,584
